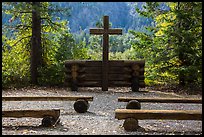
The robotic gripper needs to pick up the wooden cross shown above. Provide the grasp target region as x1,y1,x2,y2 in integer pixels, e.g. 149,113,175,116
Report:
90,16,122,91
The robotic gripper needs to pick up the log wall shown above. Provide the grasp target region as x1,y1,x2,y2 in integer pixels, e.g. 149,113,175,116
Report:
64,60,145,91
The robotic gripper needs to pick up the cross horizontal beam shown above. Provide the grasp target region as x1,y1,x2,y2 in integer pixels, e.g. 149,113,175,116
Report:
90,28,122,35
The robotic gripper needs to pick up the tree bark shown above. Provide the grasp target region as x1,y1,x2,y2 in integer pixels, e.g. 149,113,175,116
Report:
177,2,185,87
31,2,42,85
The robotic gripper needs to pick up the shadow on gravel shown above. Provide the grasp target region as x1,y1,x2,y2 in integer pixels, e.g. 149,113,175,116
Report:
61,111,107,117
2,122,66,131
135,126,202,135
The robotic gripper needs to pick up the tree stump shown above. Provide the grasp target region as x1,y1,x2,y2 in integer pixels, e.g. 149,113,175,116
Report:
123,118,139,131
74,99,89,113
126,100,141,109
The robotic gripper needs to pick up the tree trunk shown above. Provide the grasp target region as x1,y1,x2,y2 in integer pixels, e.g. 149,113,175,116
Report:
31,2,42,85
177,2,185,87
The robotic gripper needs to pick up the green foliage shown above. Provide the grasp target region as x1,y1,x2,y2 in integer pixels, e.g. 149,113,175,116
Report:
2,33,31,88
88,35,103,60
2,2,75,88
36,22,90,86
130,2,202,87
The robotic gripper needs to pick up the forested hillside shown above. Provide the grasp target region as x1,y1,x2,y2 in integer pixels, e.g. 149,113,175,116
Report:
55,2,153,33
2,2,153,33
2,2,202,92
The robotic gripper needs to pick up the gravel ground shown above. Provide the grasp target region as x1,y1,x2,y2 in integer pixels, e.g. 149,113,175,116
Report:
2,87,202,135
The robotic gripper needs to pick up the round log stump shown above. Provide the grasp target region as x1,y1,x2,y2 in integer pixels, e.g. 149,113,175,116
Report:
126,100,141,109
123,118,139,131
74,99,89,113
42,116,59,127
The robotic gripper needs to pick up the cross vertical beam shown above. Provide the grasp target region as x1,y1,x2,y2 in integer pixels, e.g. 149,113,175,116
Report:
90,16,122,91
102,16,109,91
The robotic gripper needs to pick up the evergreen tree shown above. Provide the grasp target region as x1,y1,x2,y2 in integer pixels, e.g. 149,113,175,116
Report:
130,2,202,87
2,2,72,87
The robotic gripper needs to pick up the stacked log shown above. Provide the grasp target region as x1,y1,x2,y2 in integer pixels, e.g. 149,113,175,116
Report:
64,60,145,91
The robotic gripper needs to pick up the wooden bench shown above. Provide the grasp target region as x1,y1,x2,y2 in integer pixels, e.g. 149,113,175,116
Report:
115,109,202,131
2,96,94,113
2,109,60,127
116,97,202,131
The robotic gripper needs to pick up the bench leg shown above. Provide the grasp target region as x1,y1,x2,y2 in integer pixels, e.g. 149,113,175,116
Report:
42,116,60,127
124,100,141,131
126,100,141,109
74,99,90,113
123,118,139,131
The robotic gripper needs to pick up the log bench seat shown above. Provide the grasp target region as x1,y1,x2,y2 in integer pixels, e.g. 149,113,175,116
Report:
2,109,60,127
115,109,202,131
115,109,202,120
118,97,202,103
118,97,202,109
2,96,94,113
